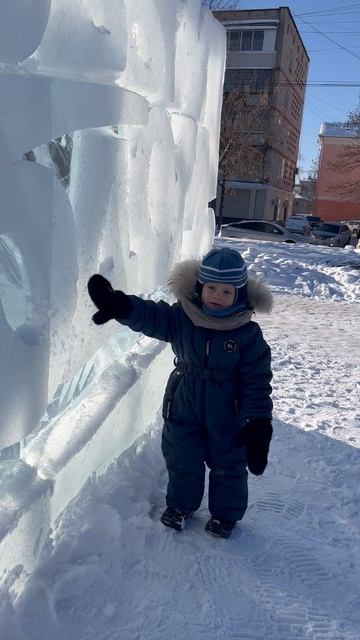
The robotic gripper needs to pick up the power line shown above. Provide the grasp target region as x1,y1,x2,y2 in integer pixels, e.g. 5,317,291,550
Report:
290,82,360,86
230,80,360,87
305,54,348,112
307,93,350,114
304,99,331,120
307,46,360,52
302,31,360,34
265,81,360,86
306,21,360,23
306,21,360,24
294,13,360,61
297,4,360,17
300,11,360,17
290,83,360,87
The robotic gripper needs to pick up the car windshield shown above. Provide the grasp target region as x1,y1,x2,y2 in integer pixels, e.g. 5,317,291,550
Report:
318,223,340,232
224,221,246,227
226,221,256,229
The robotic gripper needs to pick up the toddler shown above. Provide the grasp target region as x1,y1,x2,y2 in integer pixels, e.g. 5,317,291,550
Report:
88,247,273,539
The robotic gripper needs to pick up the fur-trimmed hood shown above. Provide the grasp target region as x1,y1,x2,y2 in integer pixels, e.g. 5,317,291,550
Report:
168,258,273,314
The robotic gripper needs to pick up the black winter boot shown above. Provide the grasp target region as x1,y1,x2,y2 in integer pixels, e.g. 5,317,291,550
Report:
205,515,236,539
160,507,193,531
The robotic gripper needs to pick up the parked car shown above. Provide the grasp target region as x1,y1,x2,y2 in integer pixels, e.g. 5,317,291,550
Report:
303,215,322,228
341,219,360,232
285,215,312,235
312,222,351,247
219,220,305,243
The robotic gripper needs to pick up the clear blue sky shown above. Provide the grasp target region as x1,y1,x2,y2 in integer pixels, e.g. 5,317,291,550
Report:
234,1,360,177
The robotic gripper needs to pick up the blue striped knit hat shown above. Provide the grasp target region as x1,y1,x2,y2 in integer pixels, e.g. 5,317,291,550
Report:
198,247,248,289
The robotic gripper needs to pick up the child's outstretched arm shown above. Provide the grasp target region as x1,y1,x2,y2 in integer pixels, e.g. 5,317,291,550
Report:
88,274,176,343
88,274,133,324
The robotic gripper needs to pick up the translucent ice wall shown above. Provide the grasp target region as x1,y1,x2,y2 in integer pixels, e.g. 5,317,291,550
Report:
0,0,225,448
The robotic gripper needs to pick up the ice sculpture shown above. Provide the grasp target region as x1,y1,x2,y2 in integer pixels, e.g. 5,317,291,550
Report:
0,0,225,448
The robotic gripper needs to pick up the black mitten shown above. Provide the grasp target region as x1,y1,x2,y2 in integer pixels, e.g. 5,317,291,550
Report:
238,417,273,476
87,274,133,325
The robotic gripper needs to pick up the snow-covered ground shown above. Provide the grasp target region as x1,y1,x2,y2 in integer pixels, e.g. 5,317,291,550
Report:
1,239,360,640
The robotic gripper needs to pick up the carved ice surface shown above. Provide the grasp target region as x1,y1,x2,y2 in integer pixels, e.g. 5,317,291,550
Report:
0,0,225,448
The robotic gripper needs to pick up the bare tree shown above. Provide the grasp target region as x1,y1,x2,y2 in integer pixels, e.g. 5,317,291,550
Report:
219,90,271,180
216,85,272,222
344,103,360,127
326,103,360,200
328,146,360,200
201,0,240,9
307,153,319,182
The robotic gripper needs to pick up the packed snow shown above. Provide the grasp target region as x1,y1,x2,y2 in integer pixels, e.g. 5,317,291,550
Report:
1,238,359,640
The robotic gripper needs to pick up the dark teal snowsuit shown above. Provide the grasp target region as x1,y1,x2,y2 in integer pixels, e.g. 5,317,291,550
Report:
119,296,272,522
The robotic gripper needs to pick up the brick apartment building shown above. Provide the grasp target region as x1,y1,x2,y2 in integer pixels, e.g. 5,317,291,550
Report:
313,122,360,222
214,7,309,223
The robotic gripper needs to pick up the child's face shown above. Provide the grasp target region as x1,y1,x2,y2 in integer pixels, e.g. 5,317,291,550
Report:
201,282,236,309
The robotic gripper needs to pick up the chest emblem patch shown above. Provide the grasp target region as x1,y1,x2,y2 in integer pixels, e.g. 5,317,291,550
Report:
224,340,237,353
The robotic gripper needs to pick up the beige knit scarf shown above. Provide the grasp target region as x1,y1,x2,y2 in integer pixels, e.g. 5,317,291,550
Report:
180,298,253,330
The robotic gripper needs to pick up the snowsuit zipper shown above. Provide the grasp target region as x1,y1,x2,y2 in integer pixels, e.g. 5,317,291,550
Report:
235,398,239,417
164,370,182,420
205,338,210,364
166,399,171,419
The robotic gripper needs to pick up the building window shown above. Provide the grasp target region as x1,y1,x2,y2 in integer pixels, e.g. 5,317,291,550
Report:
227,30,264,52
241,31,253,51
227,31,241,51
224,69,272,92
253,31,265,51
